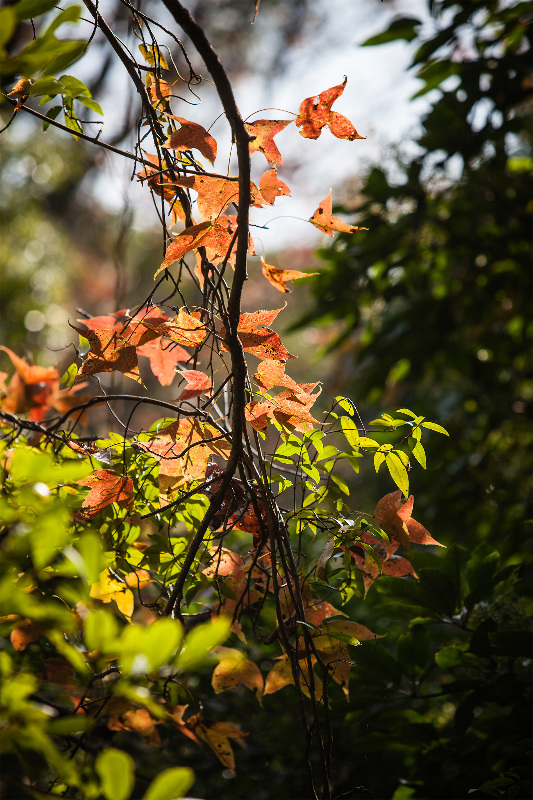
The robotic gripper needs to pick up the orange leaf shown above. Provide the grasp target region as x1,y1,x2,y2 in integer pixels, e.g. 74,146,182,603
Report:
253,359,318,395
258,167,291,205
309,189,367,237
143,309,208,348
176,369,212,402
140,419,231,503
261,257,318,293
245,119,292,165
221,308,295,362
295,77,364,141
187,713,248,772
89,570,134,620
155,222,232,277
211,647,263,700
149,77,172,108
136,339,189,386
124,569,153,589
77,469,134,518
264,656,322,700
71,326,142,385
174,174,264,220
245,386,321,433
108,707,161,747
164,116,217,165
79,307,169,347
375,490,443,548
10,619,42,651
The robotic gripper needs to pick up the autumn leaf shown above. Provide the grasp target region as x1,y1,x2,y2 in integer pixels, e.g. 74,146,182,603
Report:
139,43,169,70
253,359,319,395
245,386,321,433
148,76,172,108
71,326,143,385
309,189,367,237
0,346,88,421
108,706,161,747
10,618,42,651
322,618,385,642
261,257,318,293
176,370,213,402
80,307,170,347
264,656,322,700
203,548,247,596
295,77,364,141
312,635,351,697
142,309,208,349
211,647,263,701
174,174,264,220
90,569,134,620
188,713,247,773
375,490,444,549
245,119,292,165
155,222,232,277
124,569,153,589
140,419,231,503
136,339,189,386
258,167,291,205
347,531,418,594
221,308,295,362
164,117,217,165
76,469,134,518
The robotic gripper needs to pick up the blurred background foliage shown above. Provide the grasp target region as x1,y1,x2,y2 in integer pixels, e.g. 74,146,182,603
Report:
0,1,531,798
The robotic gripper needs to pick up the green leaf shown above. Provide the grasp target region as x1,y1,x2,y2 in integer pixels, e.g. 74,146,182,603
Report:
59,74,90,98
142,768,194,800
14,0,59,20
43,5,82,38
362,17,421,47
330,474,349,495
409,439,426,468
176,616,230,672
435,645,465,669
335,395,356,415
301,463,320,485
84,608,119,653
60,362,78,389
385,452,409,495
29,76,62,96
96,749,135,800
43,104,62,130
420,421,449,435
0,7,17,46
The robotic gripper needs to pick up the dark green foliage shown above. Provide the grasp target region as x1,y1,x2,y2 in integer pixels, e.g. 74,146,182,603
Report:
303,0,533,557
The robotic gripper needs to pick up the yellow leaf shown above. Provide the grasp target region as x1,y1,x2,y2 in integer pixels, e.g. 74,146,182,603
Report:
90,570,134,621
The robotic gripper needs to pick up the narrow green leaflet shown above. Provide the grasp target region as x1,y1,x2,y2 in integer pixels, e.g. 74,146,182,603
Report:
385,451,409,496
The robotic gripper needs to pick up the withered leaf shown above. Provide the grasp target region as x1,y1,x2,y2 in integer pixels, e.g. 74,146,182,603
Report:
188,713,247,772
258,167,291,205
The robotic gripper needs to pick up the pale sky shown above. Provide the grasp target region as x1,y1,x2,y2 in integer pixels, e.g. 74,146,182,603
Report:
89,0,432,252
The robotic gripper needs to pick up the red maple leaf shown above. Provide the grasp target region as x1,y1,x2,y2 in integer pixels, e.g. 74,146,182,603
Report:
164,116,217,165
375,490,444,549
221,309,295,362
245,386,320,433
175,369,213,401
142,309,207,348
0,347,88,421
71,326,143,385
76,469,134,518
155,222,233,277
245,119,292,165
136,339,189,386
309,190,367,237
258,168,291,205
253,359,319,395
79,307,169,347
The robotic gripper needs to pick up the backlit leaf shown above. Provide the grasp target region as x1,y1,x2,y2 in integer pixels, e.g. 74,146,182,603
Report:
77,469,134,518
261,258,318,293
175,370,212,402
295,78,364,140
245,119,292,165
164,116,217,165
309,189,367,237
